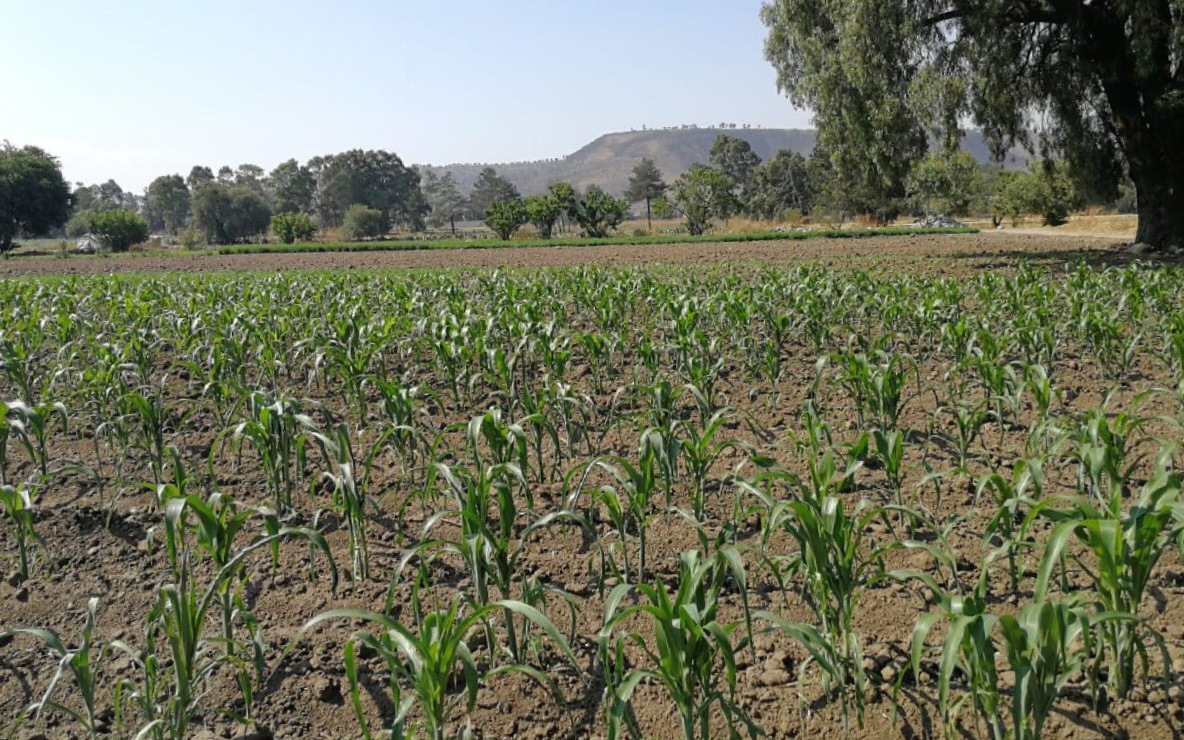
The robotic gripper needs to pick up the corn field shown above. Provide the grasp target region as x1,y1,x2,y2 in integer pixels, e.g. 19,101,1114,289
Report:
1,262,1183,739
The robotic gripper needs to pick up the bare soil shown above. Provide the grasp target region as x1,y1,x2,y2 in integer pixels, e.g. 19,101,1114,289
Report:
0,232,1132,279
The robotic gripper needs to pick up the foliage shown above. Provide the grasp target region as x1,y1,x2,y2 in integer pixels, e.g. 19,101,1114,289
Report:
341,204,387,241
145,175,191,235
524,195,563,239
310,149,426,230
190,184,273,245
484,198,528,241
907,151,984,217
270,213,318,244
669,166,737,236
93,209,150,252
748,149,814,219
0,143,72,252
421,170,466,233
266,159,317,215
466,167,520,220
709,135,761,211
760,0,1184,247
624,158,668,230
571,186,629,238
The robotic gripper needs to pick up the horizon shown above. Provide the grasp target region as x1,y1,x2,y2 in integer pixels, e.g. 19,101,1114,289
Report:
1,1,812,191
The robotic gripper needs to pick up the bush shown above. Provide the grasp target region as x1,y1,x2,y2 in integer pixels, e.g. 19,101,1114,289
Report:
93,209,149,252
66,210,99,238
271,213,318,244
342,205,387,241
573,186,629,238
485,199,528,241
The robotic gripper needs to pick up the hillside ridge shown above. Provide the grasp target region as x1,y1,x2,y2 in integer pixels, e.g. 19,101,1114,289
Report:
419,127,1029,197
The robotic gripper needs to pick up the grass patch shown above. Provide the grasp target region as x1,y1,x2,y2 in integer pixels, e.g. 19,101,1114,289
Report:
215,227,979,256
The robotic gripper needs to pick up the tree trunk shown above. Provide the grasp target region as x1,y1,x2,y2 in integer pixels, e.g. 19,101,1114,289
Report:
646,197,652,233
1133,172,1184,250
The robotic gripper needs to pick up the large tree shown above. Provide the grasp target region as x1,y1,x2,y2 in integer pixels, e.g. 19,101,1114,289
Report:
310,149,426,229
669,166,738,236
749,149,816,219
145,175,191,234
190,183,273,244
422,170,466,233
709,135,762,212
0,144,72,252
762,0,1184,248
267,159,317,215
466,167,520,220
624,158,668,232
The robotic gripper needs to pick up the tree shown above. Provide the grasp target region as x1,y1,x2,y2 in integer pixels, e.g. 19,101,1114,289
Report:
548,182,578,235
267,159,316,215
524,195,562,239
190,184,273,244
624,158,668,232
422,170,466,234
709,135,761,212
186,166,215,192
0,144,72,252
485,199,528,240
466,168,520,219
762,0,1184,249
93,209,149,252
572,186,629,238
342,204,387,241
271,213,318,244
906,151,984,217
145,175,191,234
990,166,1078,227
311,150,426,230
669,166,737,236
748,149,815,220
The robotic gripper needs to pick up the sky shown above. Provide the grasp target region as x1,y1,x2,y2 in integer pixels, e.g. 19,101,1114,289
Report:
0,1,811,191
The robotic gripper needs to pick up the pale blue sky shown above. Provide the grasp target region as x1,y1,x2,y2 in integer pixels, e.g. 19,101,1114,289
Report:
1,1,810,190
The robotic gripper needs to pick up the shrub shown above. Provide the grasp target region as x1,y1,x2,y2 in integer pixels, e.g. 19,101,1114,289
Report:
93,209,149,252
341,205,386,241
271,213,318,244
484,199,528,241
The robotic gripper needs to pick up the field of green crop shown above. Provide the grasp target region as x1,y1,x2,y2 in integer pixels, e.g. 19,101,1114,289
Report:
1,261,1183,739
214,226,979,255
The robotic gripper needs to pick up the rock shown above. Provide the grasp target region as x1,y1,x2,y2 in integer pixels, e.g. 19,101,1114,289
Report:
1168,685,1183,705
313,676,342,705
912,215,967,230
758,668,791,687
880,665,897,683
1148,689,1166,705
1126,242,1154,255
14,586,28,602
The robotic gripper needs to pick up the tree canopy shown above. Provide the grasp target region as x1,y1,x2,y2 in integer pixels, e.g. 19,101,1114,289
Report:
466,168,520,220
762,0,1184,247
0,144,72,252
145,175,191,234
624,158,668,231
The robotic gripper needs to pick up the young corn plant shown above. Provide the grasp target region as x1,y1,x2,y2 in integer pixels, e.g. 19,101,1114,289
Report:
224,391,316,513
6,399,68,481
910,587,1098,740
0,597,105,737
1034,460,1183,699
677,408,743,522
758,495,885,727
831,348,911,431
0,482,42,581
301,595,577,740
976,458,1044,594
599,548,759,740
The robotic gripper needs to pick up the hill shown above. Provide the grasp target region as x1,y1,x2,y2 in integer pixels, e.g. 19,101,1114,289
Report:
420,127,1030,198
